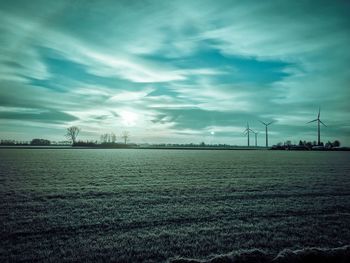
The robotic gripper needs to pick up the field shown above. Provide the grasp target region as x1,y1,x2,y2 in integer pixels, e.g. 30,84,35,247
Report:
1,149,350,262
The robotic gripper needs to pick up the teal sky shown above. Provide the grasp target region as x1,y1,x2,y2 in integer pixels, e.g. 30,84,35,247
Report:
0,0,349,145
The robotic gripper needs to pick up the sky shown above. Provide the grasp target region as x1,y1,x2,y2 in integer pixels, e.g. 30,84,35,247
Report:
0,0,349,145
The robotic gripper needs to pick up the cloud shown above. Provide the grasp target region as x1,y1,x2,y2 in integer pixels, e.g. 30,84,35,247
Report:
0,0,349,144
0,106,77,123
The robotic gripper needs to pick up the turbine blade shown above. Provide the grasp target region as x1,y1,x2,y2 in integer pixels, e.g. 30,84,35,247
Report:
307,119,318,124
267,121,274,126
259,120,267,126
318,107,320,119
320,120,327,127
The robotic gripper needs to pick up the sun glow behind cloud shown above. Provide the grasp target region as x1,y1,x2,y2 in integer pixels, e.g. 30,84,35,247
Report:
120,111,139,127
0,0,349,145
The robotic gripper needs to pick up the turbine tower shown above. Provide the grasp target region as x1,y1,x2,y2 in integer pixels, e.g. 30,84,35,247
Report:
253,131,259,147
243,123,254,147
259,120,274,147
307,108,327,146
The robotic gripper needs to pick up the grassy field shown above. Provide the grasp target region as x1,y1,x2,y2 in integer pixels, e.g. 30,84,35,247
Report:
1,149,350,262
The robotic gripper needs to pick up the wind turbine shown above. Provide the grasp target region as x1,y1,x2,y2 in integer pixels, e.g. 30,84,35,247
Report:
259,120,274,147
307,108,326,146
243,123,254,147
253,131,259,147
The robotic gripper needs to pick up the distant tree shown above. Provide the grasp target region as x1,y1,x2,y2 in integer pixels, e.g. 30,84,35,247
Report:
333,140,341,147
73,140,96,147
325,141,332,149
30,138,50,145
111,132,117,143
100,133,116,143
305,141,313,149
121,131,130,144
285,140,292,146
100,133,108,143
0,140,16,145
66,126,80,144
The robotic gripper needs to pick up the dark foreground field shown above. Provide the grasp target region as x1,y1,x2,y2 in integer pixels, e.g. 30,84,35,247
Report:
1,149,350,262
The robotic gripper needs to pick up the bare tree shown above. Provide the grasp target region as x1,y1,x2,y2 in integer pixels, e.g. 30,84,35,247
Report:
121,131,130,145
111,132,117,143
100,134,108,143
66,126,80,144
101,132,117,143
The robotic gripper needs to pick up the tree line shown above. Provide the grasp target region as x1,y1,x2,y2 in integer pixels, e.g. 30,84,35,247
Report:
65,126,130,146
272,139,341,150
0,126,132,146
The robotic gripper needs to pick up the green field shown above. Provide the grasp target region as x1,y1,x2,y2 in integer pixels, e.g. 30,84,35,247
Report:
1,149,350,262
